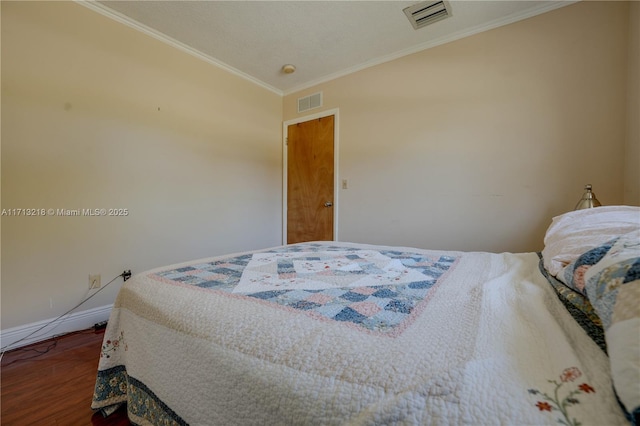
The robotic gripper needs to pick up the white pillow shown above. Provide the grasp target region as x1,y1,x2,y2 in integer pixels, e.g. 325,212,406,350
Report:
541,205,640,279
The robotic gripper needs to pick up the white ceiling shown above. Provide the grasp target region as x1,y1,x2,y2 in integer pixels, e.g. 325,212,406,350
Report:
85,1,574,95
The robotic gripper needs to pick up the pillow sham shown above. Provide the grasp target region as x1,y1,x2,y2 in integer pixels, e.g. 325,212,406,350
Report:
541,205,640,279
538,257,606,352
561,237,618,295
582,230,640,421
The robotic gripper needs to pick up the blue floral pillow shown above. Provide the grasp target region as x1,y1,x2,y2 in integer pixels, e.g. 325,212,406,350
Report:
583,230,640,422
561,237,619,295
539,257,606,352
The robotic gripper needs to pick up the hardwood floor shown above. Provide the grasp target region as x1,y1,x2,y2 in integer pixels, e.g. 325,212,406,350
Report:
1,328,131,425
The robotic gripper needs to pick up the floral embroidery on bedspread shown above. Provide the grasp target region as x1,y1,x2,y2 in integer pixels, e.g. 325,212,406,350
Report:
151,244,459,334
100,330,127,359
528,367,596,426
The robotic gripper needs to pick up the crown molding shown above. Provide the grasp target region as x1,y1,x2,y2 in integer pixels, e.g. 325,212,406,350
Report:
75,0,283,96
75,0,578,98
282,1,578,96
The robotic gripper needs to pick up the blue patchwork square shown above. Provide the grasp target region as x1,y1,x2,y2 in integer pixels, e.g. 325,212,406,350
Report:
372,288,398,298
212,268,242,277
385,299,413,314
408,280,435,290
249,290,288,300
277,262,295,274
174,275,203,285
197,280,228,289
290,300,321,310
341,291,368,302
334,307,367,324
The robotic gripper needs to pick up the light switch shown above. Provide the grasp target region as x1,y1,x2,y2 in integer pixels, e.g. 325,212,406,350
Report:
342,179,348,189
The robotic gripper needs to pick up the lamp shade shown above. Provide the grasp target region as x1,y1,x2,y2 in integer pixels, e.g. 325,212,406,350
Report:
575,184,602,210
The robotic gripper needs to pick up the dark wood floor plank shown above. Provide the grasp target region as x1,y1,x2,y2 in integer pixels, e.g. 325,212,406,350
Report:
1,329,131,425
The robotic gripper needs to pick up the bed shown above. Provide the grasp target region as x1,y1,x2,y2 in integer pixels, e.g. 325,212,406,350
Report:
92,206,640,425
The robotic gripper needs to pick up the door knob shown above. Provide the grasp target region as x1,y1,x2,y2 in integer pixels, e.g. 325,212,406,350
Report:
324,202,333,207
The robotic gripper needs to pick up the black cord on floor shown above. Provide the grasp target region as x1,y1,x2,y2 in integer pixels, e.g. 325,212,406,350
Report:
0,271,129,355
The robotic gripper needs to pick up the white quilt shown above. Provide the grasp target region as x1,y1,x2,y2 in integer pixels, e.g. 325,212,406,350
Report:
92,242,629,425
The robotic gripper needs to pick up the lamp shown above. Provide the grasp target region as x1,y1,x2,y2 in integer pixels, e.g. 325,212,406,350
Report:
574,184,602,210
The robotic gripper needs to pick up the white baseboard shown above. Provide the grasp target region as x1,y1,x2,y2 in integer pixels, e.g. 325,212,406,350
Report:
0,304,113,351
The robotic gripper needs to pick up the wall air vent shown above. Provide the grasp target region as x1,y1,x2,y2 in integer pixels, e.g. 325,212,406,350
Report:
297,92,322,113
403,1,452,30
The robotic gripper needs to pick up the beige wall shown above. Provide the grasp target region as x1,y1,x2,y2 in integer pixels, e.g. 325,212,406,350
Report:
284,1,630,253
1,2,282,329
625,1,640,205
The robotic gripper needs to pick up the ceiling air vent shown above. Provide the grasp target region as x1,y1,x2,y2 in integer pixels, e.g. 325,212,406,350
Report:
297,92,322,113
403,1,452,30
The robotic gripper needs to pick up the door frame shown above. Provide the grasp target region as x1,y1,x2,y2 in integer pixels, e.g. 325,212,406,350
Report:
282,108,340,245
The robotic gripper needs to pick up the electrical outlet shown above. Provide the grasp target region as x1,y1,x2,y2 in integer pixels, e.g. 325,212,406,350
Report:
89,274,101,289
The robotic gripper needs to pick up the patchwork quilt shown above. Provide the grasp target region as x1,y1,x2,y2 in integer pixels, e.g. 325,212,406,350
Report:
92,242,630,425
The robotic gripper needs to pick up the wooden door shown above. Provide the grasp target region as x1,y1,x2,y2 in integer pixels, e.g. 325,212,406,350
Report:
287,115,334,244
